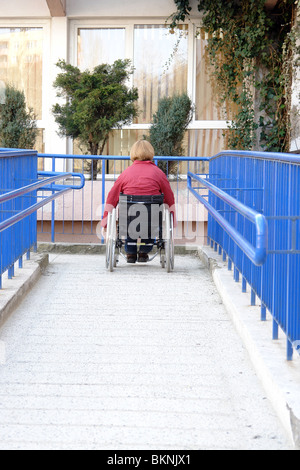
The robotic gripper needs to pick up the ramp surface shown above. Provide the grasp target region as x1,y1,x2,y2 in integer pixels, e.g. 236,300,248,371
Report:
0,254,293,449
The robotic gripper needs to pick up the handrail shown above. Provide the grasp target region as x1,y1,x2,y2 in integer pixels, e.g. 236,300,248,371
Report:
0,148,37,158
211,149,300,165
0,171,85,234
187,171,268,266
37,152,210,162
0,188,71,234
0,172,84,205
37,171,85,190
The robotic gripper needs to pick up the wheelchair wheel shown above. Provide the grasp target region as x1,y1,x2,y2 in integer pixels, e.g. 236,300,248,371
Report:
160,249,165,269
105,209,117,272
165,209,174,273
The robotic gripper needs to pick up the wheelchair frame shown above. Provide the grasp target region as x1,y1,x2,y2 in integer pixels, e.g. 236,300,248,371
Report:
105,195,174,272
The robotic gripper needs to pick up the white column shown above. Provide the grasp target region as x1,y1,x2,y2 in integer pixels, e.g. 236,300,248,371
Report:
43,17,68,171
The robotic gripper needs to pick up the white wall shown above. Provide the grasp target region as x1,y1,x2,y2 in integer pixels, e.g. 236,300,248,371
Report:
0,0,201,20
44,17,69,162
66,0,186,18
0,0,50,17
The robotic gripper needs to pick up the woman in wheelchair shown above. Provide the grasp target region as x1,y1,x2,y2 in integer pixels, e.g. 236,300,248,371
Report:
101,140,175,264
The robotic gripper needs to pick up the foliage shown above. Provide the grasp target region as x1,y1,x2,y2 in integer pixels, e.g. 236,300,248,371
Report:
52,59,139,179
149,93,193,173
170,0,298,152
0,84,37,149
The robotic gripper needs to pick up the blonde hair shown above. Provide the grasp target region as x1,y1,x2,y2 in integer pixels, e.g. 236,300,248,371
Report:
130,140,155,162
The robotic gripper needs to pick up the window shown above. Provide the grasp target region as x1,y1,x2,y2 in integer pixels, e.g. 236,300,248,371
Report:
195,30,220,121
133,25,188,124
77,28,126,69
72,21,228,163
0,27,43,119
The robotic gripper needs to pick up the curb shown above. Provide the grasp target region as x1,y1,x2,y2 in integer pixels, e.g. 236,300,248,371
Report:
198,245,300,450
0,253,49,329
37,242,199,256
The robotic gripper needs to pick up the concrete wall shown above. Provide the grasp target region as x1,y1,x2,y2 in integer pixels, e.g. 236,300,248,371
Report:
1,0,201,19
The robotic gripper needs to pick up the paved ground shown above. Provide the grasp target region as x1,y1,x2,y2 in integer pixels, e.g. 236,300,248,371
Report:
0,253,293,450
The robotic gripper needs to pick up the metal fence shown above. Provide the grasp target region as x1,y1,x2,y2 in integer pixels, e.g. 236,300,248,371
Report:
2,147,299,360
0,149,84,287
188,150,300,361
37,153,209,244
0,149,38,286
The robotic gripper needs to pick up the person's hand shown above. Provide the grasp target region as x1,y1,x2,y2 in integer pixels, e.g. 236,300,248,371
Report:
101,227,107,239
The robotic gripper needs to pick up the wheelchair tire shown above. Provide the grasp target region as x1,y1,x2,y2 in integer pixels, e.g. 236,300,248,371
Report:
165,210,174,273
106,209,117,272
160,250,165,269
105,213,112,269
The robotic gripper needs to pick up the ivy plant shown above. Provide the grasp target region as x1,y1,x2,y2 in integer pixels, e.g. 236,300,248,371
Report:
169,0,299,152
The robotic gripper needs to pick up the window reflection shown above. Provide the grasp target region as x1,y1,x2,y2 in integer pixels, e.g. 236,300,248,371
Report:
0,28,43,119
134,25,188,124
78,28,126,70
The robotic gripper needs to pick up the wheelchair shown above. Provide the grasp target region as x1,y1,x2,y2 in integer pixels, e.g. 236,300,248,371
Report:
105,194,174,272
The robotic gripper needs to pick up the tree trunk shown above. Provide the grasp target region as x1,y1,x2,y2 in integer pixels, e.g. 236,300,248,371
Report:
89,141,99,180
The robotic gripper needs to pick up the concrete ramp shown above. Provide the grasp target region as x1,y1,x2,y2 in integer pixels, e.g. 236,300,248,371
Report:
0,254,293,449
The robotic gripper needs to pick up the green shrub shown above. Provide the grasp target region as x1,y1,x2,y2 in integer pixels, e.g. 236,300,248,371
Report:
149,93,193,174
0,84,37,149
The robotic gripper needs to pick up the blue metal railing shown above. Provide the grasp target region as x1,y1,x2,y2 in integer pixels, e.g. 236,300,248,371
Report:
37,153,209,243
188,150,300,361
0,149,38,285
187,172,268,266
0,149,84,287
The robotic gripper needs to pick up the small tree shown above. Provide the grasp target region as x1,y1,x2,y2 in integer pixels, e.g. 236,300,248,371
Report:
149,94,193,173
0,84,37,149
52,59,139,179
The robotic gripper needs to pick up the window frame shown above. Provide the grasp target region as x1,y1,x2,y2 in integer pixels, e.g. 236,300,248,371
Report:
69,18,230,133
0,19,51,133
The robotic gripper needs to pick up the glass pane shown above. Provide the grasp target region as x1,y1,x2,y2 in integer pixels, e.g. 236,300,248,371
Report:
196,30,237,121
77,28,126,69
73,129,149,176
189,128,227,156
0,28,43,119
134,25,188,124
195,30,221,120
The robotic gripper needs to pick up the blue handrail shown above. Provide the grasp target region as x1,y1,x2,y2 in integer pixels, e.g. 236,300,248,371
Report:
37,152,210,162
0,172,84,205
211,149,300,164
194,149,300,361
36,151,209,244
187,172,268,266
0,172,85,233
0,152,85,286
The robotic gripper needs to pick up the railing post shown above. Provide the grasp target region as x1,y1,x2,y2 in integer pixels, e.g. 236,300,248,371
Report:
8,265,14,279
272,319,279,340
101,158,106,244
51,156,56,243
251,289,256,306
261,303,266,321
287,339,293,361
234,266,239,282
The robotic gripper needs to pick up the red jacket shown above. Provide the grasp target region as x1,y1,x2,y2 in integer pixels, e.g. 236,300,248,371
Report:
101,160,176,228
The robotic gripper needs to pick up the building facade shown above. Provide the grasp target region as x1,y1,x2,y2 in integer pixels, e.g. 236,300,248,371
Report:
0,0,232,162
